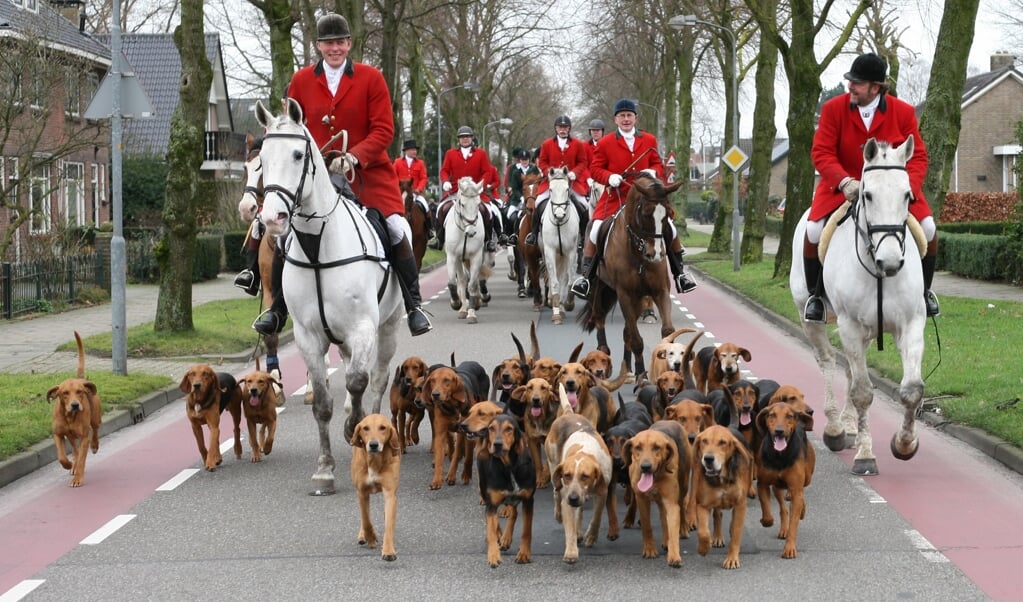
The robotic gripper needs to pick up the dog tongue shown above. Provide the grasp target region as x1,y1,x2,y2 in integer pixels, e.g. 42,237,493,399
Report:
531,407,541,417
637,473,654,492
773,435,788,452
249,394,260,407
740,410,752,426
568,391,578,407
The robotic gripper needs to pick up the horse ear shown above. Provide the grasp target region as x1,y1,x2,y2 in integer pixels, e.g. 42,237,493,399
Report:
254,101,272,129
286,98,303,125
863,137,879,161
898,135,915,159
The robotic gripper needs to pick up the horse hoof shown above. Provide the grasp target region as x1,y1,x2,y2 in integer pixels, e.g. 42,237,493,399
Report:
517,288,527,299
890,434,919,461
851,458,879,476
822,432,846,452
640,310,657,324
458,309,468,319
532,304,541,312
468,315,478,324
309,475,336,496
450,299,462,311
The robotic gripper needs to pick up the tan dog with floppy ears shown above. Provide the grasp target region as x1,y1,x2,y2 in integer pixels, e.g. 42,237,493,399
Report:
349,414,401,561
237,367,282,462
179,364,243,471
47,331,102,487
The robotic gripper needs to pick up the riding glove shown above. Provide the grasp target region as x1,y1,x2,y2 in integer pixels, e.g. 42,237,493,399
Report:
608,174,623,187
641,168,656,178
567,171,577,181
442,181,452,192
839,177,860,202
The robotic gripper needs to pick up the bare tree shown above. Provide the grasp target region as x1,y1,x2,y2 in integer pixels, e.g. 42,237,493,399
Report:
154,0,213,332
919,0,983,217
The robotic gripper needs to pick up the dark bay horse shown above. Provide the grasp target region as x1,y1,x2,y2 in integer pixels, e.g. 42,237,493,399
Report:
514,173,543,307
399,178,428,270
577,174,683,377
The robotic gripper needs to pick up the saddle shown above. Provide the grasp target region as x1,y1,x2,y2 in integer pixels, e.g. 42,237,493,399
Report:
818,201,927,263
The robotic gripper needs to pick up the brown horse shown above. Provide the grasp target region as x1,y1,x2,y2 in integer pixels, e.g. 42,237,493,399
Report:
514,174,544,307
399,178,428,270
577,174,682,377
238,134,281,378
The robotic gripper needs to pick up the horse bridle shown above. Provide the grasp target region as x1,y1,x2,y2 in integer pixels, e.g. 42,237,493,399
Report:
261,131,341,222
619,176,669,261
852,163,909,276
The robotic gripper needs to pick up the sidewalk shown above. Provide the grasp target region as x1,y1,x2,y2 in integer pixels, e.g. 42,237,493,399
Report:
0,275,252,381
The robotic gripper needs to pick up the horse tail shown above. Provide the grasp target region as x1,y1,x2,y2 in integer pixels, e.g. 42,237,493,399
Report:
575,282,616,333
576,297,596,332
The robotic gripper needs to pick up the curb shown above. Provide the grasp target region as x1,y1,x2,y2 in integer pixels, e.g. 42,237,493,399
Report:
690,265,1023,477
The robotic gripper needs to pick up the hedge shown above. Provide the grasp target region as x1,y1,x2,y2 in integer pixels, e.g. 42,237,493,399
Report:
937,232,1013,281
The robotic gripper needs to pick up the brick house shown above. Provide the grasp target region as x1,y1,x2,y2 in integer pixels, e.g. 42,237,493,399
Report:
949,53,1023,193
0,0,111,261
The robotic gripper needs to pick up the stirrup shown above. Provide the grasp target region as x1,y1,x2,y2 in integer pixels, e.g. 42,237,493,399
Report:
252,309,283,336
234,270,258,296
524,232,537,246
676,274,697,294
925,290,940,317
506,233,518,246
570,277,591,300
407,307,432,336
486,240,498,253
803,296,825,323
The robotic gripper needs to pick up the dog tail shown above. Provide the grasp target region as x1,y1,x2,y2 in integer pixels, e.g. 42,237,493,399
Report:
74,331,85,379
529,320,540,362
600,359,634,392
557,382,574,414
681,330,705,390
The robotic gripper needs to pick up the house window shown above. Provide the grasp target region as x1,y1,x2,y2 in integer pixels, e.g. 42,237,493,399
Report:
64,162,85,226
29,164,50,235
4,156,19,209
65,71,81,118
29,69,45,111
25,0,38,12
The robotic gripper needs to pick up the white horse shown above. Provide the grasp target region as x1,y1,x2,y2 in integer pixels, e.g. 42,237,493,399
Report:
444,177,492,324
255,98,404,494
540,167,579,324
790,137,925,476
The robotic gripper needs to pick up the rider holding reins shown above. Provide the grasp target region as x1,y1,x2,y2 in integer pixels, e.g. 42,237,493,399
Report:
804,52,939,322
571,98,697,300
432,126,504,252
252,13,432,337
523,115,591,249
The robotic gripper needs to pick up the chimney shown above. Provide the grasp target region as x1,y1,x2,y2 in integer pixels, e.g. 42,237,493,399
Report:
47,1,85,28
991,52,1017,72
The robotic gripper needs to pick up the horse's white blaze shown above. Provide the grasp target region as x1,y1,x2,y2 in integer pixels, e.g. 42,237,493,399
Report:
789,138,925,475
651,203,667,261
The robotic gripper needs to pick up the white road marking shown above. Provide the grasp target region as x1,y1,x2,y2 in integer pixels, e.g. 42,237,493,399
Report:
80,514,136,545
156,469,199,491
0,580,44,602
850,477,887,504
905,529,950,563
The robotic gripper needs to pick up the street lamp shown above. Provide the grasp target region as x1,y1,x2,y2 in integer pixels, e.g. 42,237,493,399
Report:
436,81,480,186
482,117,514,154
670,14,742,271
635,101,662,148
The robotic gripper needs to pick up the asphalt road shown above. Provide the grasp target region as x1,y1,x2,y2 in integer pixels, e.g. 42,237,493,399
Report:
1,250,1015,601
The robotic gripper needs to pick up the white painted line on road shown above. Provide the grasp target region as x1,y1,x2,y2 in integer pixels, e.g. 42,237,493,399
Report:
703,331,716,340
0,579,44,602
905,529,950,563
156,468,199,491
80,514,136,545
220,438,235,454
850,477,887,504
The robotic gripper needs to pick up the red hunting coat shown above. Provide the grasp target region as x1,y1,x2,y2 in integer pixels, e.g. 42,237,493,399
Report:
287,59,404,216
440,147,495,203
589,130,664,220
392,156,428,194
537,136,590,196
811,92,931,222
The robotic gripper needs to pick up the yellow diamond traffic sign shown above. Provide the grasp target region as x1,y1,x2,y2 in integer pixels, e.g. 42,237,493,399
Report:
722,145,748,172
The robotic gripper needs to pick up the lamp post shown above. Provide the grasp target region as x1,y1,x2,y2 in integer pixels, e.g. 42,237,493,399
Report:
482,117,514,155
636,101,662,148
670,14,741,271
436,81,480,187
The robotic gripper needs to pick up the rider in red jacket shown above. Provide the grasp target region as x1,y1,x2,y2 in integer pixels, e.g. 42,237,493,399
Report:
523,115,591,249
803,53,939,321
252,13,431,337
571,99,696,299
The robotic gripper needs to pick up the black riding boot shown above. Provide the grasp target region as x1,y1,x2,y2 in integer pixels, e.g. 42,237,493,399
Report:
571,255,595,299
252,252,288,336
234,246,260,297
666,249,697,294
922,251,940,317
803,255,826,323
391,237,432,336
430,202,449,249
525,199,547,246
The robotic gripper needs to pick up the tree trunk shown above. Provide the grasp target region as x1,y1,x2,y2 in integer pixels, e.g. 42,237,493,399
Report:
247,0,297,108
155,0,212,332
741,0,778,264
919,0,981,219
